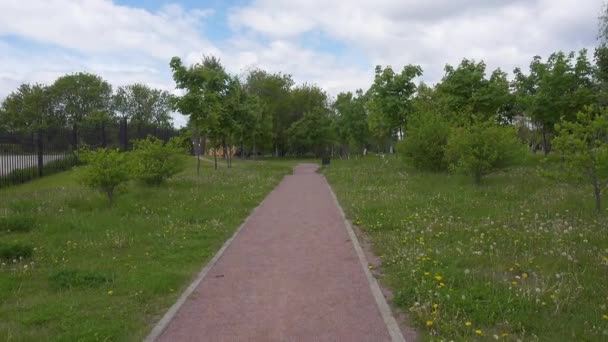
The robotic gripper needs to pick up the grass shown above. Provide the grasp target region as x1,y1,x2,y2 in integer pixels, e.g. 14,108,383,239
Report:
0,157,296,341
324,155,608,341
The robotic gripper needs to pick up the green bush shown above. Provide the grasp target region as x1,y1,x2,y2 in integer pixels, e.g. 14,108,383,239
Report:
80,148,130,206
49,270,109,290
131,136,186,186
0,242,33,261
445,120,525,183
0,216,35,233
398,112,450,171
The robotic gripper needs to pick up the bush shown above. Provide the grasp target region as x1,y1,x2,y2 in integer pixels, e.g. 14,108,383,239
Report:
80,148,130,206
131,136,186,185
445,120,525,183
0,216,35,233
49,270,109,290
0,242,33,261
398,112,450,171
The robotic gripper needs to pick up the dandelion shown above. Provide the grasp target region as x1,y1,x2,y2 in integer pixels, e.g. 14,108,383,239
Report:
465,321,472,326
475,329,483,335
426,320,434,327
433,303,439,309
439,282,446,288
501,333,509,337
434,274,443,281
603,314,608,321
522,272,529,279
107,290,113,295
424,272,430,276
511,281,518,285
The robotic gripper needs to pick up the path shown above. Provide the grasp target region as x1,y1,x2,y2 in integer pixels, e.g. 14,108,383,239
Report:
150,164,403,341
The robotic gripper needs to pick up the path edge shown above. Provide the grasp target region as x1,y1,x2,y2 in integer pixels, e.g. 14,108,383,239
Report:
144,179,279,342
325,176,406,342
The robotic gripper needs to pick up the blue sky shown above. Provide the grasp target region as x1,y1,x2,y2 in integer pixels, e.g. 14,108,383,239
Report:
0,0,604,126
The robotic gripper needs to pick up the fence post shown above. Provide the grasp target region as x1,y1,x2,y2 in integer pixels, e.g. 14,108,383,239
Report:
36,131,44,177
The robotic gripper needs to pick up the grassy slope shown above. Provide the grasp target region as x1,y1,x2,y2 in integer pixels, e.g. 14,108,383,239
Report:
325,156,608,341
0,158,295,341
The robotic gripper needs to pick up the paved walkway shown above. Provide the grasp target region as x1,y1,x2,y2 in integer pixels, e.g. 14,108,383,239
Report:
154,164,398,341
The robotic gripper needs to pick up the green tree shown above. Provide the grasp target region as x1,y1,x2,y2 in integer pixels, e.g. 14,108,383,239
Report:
0,83,58,133
333,90,369,157
80,148,130,207
287,108,334,157
51,73,112,147
445,120,525,184
398,111,450,171
553,106,608,213
131,136,185,185
367,64,423,151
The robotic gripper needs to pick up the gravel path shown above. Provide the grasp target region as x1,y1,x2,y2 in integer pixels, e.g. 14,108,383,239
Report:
154,164,395,341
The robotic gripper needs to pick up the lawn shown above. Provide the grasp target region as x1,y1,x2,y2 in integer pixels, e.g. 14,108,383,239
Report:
324,156,608,341
0,158,294,341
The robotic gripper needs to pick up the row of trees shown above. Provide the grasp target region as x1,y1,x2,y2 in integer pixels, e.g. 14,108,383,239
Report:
0,73,174,145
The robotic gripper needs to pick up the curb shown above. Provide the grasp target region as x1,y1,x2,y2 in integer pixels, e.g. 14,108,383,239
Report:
325,177,406,342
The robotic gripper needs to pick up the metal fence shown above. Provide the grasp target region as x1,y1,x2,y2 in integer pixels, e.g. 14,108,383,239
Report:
0,121,178,188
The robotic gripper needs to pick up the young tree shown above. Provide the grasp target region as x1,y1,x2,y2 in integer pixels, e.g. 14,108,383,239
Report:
398,111,450,171
445,120,525,184
333,90,369,157
287,108,335,157
80,148,130,207
553,106,608,213
170,55,232,171
131,136,185,185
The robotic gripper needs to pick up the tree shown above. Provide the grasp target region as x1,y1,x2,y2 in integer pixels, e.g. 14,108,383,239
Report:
553,106,608,213
51,73,112,147
113,84,172,131
287,108,334,157
514,51,595,154
131,136,185,185
398,111,450,171
333,90,369,157
445,120,525,184
435,59,514,124
245,69,294,156
0,83,58,133
80,148,130,207
367,64,422,151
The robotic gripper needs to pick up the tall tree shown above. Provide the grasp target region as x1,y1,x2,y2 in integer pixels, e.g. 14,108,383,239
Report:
0,83,58,133
51,72,112,147
333,90,369,157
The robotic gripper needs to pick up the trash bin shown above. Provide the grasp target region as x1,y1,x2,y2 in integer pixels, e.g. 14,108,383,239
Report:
322,157,330,166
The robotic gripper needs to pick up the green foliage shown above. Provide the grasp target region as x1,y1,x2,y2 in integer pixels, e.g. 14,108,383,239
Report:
445,121,525,183
333,90,369,156
287,109,335,157
49,270,109,290
0,242,33,260
553,106,608,212
0,216,35,233
80,148,130,206
397,112,450,171
0,83,58,132
131,136,186,185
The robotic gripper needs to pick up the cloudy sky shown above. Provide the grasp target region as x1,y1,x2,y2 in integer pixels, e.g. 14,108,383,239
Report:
0,0,604,125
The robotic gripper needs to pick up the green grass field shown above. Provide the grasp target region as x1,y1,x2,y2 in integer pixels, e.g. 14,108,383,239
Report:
324,156,608,341
0,158,294,341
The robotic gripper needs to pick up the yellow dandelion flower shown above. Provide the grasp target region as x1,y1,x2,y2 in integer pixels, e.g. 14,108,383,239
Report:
107,290,113,295
426,320,434,327
603,314,608,320
501,333,509,337
424,272,430,276
433,303,439,309
439,282,446,288
475,329,483,335
511,281,518,285
465,321,472,326
434,275,442,281
522,272,529,279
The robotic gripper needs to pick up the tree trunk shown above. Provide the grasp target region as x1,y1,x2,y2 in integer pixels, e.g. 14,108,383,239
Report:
101,121,107,148
542,129,550,156
213,149,218,170
107,189,114,207
253,135,257,160
193,126,201,177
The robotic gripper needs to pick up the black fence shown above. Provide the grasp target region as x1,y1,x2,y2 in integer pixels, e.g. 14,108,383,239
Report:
0,121,177,188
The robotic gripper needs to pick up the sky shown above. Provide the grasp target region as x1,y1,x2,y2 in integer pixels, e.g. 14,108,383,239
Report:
0,0,605,126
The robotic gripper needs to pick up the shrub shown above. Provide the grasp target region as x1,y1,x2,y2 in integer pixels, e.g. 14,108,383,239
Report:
80,148,130,206
130,136,186,185
0,242,33,261
49,270,109,290
398,112,450,171
445,120,525,183
0,216,35,233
